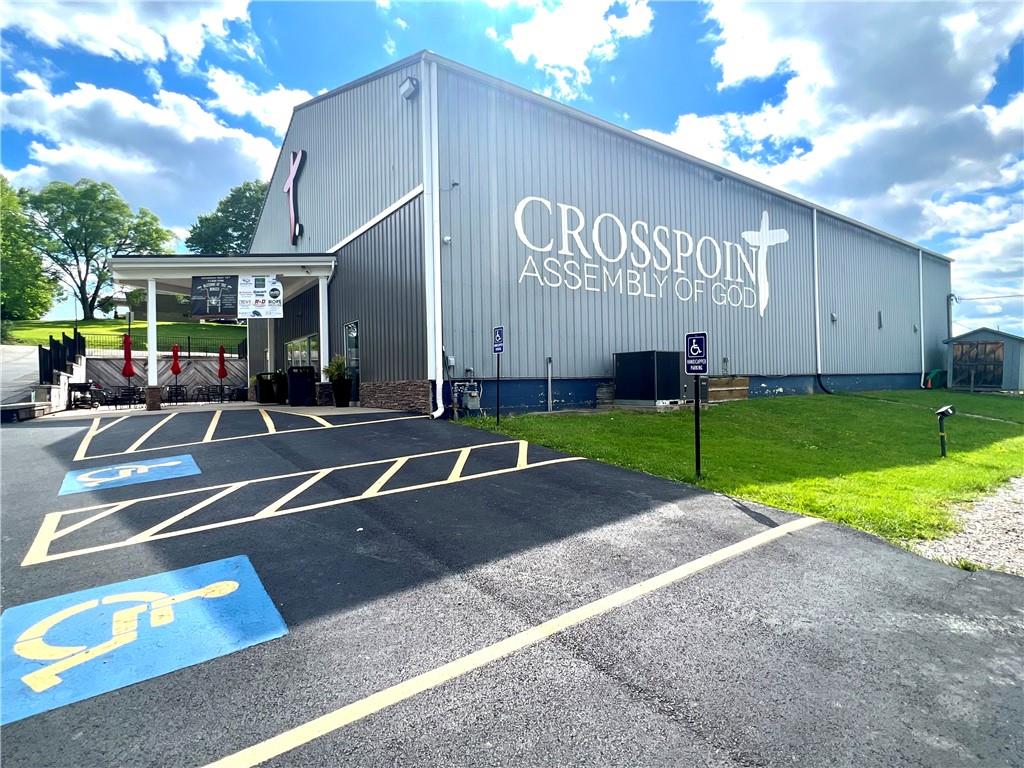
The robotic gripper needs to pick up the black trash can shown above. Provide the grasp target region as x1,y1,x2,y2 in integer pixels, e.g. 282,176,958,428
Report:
272,370,288,404
254,373,276,404
286,366,316,407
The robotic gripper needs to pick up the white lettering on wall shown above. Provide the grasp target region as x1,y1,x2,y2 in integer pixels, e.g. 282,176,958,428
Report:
514,197,790,317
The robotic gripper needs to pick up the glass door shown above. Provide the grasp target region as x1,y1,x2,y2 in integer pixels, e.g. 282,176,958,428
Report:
344,321,359,401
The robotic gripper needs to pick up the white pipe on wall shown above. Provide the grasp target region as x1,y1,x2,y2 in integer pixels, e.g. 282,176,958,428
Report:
812,209,822,376
918,249,926,387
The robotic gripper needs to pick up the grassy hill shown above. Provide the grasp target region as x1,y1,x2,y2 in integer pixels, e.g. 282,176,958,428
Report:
6,319,246,348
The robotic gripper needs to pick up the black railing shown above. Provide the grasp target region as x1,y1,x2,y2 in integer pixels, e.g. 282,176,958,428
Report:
85,333,246,359
38,332,86,385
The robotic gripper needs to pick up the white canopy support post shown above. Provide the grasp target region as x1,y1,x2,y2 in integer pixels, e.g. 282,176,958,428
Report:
147,278,158,387
318,276,330,382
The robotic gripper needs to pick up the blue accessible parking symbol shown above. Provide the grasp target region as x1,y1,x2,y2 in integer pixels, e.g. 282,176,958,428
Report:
0,555,287,725
59,454,201,496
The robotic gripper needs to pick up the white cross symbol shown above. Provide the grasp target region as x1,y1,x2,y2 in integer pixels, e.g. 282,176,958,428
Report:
282,149,306,245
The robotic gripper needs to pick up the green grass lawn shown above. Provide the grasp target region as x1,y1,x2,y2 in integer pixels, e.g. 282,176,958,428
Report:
6,319,246,348
469,390,1024,543
853,389,1024,424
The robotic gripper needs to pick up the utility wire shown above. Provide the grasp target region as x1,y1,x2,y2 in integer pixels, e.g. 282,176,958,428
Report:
954,293,1024,301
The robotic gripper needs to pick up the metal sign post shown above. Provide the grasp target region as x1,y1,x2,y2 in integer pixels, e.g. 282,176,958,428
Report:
685,332,708,479
493,326,505,425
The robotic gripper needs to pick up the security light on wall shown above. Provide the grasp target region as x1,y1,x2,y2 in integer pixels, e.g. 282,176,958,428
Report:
399,76,419,100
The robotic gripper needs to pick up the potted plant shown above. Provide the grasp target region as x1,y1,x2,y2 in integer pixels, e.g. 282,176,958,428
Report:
322,355,352,407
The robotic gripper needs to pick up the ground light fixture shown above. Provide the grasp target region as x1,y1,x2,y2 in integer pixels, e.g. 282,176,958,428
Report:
935,404,956,457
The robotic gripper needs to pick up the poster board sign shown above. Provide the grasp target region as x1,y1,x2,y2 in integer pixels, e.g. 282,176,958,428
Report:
238,275,284,319
190,276,238,319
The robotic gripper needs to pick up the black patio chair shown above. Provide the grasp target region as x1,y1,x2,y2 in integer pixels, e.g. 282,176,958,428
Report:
165,385,188,405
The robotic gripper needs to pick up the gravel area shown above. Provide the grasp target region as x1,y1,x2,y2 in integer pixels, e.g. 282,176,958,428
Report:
910,477,1024,576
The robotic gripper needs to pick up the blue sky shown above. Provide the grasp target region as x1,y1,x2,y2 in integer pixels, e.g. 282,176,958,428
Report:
2,0,1021,333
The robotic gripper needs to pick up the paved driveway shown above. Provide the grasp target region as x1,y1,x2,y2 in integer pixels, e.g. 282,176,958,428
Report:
0,406,1020,767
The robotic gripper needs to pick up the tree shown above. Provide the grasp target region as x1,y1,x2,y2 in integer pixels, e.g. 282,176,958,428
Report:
185,180,268,254
1,176,60,332
24,179,171,320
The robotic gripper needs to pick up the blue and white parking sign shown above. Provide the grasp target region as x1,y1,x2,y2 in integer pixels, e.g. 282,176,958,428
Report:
493,325,505,354
0,556,287,725
685,332,708,375
59,454,201,496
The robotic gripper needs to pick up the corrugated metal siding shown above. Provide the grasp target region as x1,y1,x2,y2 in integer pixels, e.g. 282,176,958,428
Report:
248,319,269,372
922,254,951,371
329,197,426,381
250,64,422,254
273,286,319,365
817,214,922,374
436,68,816,379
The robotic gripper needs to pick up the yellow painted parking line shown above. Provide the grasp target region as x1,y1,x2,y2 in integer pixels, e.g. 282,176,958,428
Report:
259,409,276,434
255,470,333,518
75,414,428,462
24,440,573,566
516,440,529,468
361,457,408,497
73,416,129,461
447,447,471,481
125,412,177,453
127,483,245,543
266,409,332,428
204,516,823,768
203,410,222,443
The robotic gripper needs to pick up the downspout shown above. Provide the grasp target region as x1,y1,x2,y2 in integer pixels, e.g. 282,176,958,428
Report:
812,208,832,394
918,249,926,388
419,57,445,418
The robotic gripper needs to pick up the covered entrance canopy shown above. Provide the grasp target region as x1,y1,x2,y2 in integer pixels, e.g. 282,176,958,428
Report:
111,254,336,393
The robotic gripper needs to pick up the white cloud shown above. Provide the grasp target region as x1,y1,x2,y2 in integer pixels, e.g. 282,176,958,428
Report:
144,66,164,90
0,0,250,69
383,33,397,57
485,26,499,41
395,17,409,30
501,0,653,100
205,67,312,137
375,0,391,9
637,0,1024,332
1,73,277,234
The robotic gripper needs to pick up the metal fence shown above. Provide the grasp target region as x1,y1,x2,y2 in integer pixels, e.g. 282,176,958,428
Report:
85,333,247,359
38,332,86,385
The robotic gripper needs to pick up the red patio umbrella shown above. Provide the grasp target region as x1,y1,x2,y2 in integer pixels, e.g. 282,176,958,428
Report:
121,334,136,386
217,345,228,398
170,343,182,387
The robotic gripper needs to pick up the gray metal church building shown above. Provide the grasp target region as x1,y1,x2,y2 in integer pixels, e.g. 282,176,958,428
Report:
247,50,952,414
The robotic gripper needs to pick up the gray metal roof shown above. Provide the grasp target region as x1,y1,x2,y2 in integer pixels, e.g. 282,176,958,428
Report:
944,327,1024,344
292,50,951,264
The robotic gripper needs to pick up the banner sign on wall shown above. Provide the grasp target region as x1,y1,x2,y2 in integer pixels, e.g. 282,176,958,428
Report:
190,276,238,319
238,275,284,319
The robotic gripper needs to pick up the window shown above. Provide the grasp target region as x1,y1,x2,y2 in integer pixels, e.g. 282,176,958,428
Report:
285,334,319,369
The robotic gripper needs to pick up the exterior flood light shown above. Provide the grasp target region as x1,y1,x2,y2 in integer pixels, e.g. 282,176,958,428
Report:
935,405,955,457
399,76,419,100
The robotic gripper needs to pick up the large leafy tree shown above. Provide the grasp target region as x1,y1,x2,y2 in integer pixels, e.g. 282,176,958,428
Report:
185,180,268,254
1,176,60,330
24,179,171,320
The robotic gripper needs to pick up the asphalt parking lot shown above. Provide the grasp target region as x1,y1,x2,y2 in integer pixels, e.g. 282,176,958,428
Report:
1,405,1021,767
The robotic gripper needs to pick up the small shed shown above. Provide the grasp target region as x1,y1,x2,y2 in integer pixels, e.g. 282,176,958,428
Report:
944,327,1024,392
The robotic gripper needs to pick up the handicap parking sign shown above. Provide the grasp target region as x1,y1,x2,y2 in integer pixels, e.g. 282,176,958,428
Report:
59,454,201,496
493,325,505,354
0,555,286,725
685,332,708,375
